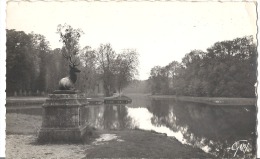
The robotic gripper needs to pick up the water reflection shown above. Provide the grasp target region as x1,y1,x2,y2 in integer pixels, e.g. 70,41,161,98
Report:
84,105,134,130
145,99,256,158
83,98,256,158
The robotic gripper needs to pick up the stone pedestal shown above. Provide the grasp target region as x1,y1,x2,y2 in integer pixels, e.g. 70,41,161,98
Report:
38,91,88,143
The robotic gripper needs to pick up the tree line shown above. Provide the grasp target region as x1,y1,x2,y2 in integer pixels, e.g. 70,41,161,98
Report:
6,24,139,97
148,36,257,98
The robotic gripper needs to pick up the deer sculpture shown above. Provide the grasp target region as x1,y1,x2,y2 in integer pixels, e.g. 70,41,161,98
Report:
59,54,81,90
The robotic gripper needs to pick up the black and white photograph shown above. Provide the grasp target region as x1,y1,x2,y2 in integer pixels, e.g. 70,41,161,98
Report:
4,0,258,158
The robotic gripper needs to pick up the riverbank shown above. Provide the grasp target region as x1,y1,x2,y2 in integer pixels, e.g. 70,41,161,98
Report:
6,94,256,107
6,113,215,158
150,95,256,106
6,95,130,107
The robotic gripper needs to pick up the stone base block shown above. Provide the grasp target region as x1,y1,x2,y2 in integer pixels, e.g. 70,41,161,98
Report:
38,126,87,143
37,91,89,143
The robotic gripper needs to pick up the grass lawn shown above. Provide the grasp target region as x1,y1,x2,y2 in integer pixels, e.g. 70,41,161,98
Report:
6,113,42,135
6,113,215,158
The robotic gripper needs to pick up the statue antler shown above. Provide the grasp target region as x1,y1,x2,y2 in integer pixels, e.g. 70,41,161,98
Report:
62,48,80,67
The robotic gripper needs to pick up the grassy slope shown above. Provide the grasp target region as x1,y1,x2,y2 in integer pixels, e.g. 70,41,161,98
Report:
85,129,215,158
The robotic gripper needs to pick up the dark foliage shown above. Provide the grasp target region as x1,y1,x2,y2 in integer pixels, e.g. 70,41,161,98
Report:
148,36,257,97
6,29,139,97
6,29,68,96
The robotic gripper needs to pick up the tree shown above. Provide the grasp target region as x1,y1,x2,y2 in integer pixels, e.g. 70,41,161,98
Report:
6,29,39,95
148,35,256,97
205,36,256,97
115,49,139,94
31,33,51,92
123,80,150,94
164,61,182,94
57,24,83,58
95,43,117,96
57,24,83,67
77,46,98,94
45,48,68,92
149,66,163,94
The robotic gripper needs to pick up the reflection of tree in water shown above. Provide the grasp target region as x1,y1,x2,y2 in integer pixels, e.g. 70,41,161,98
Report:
172,102,256,158
175,102,255,139
84,106,105,129
149,100,170,118
85,105,133,130
117,105,134,129
147,99,256,158
103,104,133,130
148,99,178,132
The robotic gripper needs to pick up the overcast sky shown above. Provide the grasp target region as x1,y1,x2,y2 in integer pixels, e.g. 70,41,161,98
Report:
6,1,257,80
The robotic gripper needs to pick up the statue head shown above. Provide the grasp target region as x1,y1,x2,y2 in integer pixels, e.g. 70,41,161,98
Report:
69,64,81,75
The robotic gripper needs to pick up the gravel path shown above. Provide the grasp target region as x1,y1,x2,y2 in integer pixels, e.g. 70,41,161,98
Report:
6,135,90,159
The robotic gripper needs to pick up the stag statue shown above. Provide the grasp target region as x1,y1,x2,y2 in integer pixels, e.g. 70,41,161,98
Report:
59,54,81,90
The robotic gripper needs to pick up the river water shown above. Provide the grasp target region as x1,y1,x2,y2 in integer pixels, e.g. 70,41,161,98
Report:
8,94,256,158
